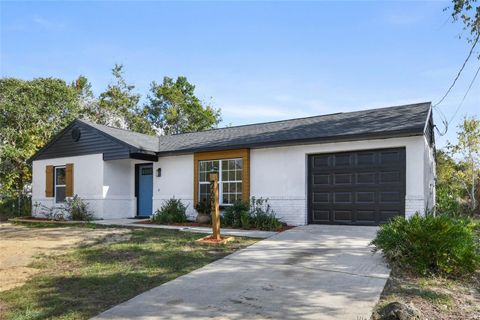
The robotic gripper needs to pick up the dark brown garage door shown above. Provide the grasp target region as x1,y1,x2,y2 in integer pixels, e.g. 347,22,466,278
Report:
308,148,406,225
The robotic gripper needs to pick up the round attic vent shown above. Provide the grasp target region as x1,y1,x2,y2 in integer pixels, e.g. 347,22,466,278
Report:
71,127,81,142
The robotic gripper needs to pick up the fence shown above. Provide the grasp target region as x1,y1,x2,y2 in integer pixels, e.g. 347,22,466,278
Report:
0,195,32,218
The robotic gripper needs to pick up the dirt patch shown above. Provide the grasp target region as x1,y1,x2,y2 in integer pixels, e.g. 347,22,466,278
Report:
0,222,131,292
374,269,480,320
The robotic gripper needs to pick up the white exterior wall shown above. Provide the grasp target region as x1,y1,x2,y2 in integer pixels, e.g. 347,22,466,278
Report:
32,135,434,224
250,136,430,225
32,154,105,218
32,154,146,219
153,154,196,219
423,136,436,212
102,159,139,219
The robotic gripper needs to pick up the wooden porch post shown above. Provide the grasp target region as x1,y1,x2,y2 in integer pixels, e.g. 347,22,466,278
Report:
210,173,221,240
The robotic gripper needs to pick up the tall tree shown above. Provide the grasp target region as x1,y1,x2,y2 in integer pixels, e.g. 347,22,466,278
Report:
95,64,153,134
0,78,82,198
446,116,480,213
450,0,480,45
146,76,221,135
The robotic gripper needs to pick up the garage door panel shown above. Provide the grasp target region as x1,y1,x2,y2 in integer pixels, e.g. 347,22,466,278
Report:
308,148,406,225
356,192,375,203
357,210,376,223
312,192,329,203
333,173,352,185
312,210,330,222
356,172,376,184
333,192,353,204
312,155,331,168
380,150,402,164
333,210,353,222
380,171,401,184
313,174,330,185
334,154,352,167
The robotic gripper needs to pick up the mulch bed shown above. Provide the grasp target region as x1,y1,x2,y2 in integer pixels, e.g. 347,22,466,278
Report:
136,219,294,232
195,235,235,245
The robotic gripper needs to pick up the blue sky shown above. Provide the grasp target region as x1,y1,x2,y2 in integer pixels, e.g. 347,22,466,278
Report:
1,1,479,148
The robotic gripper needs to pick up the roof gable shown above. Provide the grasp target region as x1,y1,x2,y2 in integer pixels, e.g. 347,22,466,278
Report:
29,120,144,162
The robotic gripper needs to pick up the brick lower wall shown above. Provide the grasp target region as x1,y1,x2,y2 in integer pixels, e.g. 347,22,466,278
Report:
405,195,425,218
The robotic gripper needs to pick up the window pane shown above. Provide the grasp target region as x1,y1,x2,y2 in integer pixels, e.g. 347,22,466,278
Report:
223,182,229,193
236,160,242,169
141,167,152,175
199,161,206,171
235,170,242,181
56,167,66,185
228,171,236,181
222,160,228,170
56,186,66,203
228,160,235,170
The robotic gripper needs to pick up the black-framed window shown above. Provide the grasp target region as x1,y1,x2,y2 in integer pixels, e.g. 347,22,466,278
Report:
55,166,66,203
198,158,242,205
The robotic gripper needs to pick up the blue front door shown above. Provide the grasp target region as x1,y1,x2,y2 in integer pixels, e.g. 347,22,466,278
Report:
138,164,153,216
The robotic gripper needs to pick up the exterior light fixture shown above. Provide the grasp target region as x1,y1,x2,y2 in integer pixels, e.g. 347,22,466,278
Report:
156,168,161,177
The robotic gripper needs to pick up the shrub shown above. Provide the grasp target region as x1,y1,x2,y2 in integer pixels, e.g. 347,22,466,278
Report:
194,199,211,215
371,213,480,276
223,201,249,228
64,195,93,221
222,197,283,231
250,197,283,231
152,198,187,224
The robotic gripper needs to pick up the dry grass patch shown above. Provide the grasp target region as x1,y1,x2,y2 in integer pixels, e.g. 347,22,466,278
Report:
0,222,130,292
0,223,257,320
373,268,480,319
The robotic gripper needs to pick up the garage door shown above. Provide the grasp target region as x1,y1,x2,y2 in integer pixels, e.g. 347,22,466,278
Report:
308,148,406,225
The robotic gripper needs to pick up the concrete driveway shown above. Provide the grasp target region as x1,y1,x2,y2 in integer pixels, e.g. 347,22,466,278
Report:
94,225,389,320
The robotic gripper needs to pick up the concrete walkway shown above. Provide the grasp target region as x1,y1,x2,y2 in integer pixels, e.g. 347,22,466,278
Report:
93,225,389,320
93,219,277,239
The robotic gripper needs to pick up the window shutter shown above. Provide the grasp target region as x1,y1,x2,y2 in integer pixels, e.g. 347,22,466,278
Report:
45,165,54,197
66,163,74,197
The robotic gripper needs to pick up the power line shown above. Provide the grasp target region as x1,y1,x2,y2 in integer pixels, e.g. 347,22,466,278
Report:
433,33,480,108
449,63,480,124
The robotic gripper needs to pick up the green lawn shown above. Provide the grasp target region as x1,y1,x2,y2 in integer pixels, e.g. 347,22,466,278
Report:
0,224,257,320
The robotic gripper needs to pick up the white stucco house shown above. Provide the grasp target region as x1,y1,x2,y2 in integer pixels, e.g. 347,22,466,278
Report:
29,102,435,226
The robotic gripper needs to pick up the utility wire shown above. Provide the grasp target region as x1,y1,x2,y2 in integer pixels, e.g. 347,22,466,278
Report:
449,63,480,124
434,33,480,108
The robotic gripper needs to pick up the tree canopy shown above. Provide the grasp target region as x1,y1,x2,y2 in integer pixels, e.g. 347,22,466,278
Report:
437,116,480,215
0,67,221,200
146,76,221,135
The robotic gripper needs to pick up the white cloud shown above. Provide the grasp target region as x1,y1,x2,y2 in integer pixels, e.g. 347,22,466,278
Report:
32,15,64,30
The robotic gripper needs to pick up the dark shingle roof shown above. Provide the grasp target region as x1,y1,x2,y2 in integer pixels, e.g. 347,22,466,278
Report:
157,102,432,154
77,102,432,155
77,119,160,152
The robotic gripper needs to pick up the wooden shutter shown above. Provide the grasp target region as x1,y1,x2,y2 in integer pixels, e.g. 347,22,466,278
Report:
45,165,54,197
66,163,74,197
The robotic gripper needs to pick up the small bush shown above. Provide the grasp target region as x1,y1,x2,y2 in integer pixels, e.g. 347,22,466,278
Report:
152,198,187,224
64,195,93,221
222,197,283,231
194,199,211,215
250,197,283,231
371,213,480,276
223,201,249,228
